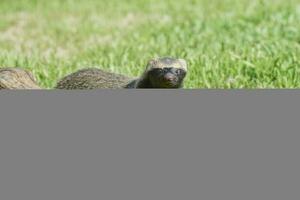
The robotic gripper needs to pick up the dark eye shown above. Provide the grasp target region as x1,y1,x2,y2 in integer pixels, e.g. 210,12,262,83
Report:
175,69,181,75
157,68,164,74
150,68,163,75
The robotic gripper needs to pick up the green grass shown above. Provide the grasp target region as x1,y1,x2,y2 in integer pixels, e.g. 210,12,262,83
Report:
0,0,300,88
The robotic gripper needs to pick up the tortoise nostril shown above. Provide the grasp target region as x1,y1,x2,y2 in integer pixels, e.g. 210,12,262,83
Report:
164,74,175,82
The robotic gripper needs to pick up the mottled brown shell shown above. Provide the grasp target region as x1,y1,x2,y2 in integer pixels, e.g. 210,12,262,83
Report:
0,68,41,90
55,68,133,89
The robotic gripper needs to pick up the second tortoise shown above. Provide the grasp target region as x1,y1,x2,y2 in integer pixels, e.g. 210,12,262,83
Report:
56,57,188,89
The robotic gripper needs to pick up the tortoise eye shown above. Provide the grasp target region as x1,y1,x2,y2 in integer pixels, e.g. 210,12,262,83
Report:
157,68,164,73
150,68,163,75
175,69,181,75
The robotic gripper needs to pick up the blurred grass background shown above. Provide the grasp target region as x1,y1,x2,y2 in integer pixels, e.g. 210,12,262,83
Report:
0,0,300,88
